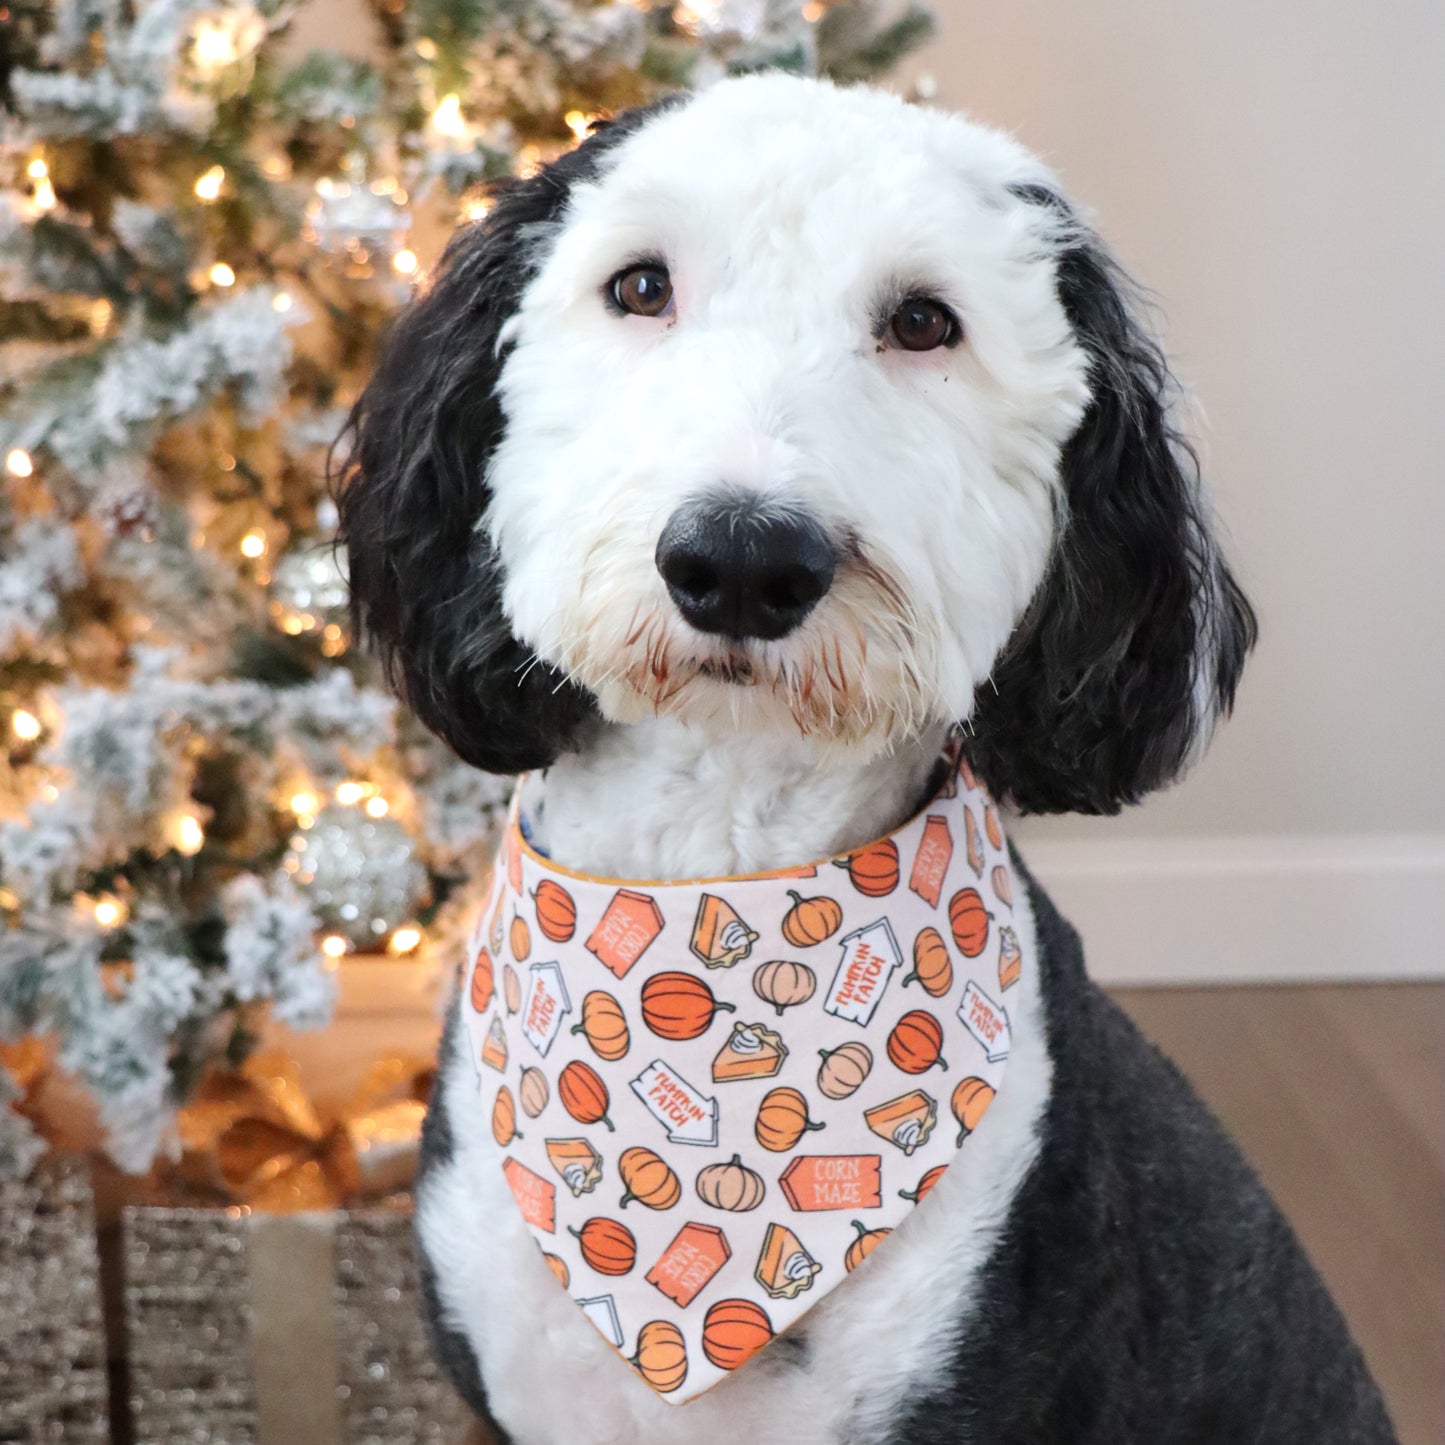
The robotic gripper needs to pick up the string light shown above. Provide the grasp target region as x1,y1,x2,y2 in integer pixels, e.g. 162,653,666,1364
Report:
290,791,319,816
335,781,366,805
209,261,235,287
365,796,390,818
192,16,239,70
271,292,293,312
32,178,56,211
431,93,466,138
5,448,34,478
414,37,438,59
239,530,266,558
26,157,47,180
392,248,418,276
389,926,423,955
194,164,225,201
565,110,592,141
93,894,128,929
171,812,205,856
321,934,349,959
10,709,41,741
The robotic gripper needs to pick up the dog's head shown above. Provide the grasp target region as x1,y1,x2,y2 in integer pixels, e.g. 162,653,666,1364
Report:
338,74,1254,814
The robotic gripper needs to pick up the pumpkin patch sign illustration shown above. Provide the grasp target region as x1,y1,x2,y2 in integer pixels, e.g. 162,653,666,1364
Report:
461,749,1020,1403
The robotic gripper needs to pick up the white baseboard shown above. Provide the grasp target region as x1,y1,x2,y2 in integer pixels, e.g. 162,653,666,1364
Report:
1013,834,1445,986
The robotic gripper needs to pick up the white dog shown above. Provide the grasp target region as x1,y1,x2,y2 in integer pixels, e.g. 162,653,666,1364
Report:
338,73,1393,1445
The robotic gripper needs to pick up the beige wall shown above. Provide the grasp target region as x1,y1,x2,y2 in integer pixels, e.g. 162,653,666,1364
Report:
895,0,1445,845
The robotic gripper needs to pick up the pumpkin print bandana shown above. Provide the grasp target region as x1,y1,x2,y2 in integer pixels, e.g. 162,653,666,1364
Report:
460,748,1021,1404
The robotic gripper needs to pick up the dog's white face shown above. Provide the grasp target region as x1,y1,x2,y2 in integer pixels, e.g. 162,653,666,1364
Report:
485,75,1091,752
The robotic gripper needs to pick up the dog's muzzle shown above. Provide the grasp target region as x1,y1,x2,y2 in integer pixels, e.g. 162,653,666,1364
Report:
655,490,836,642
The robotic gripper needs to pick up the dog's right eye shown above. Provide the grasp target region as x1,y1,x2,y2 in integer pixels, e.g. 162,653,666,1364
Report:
609,264,674,318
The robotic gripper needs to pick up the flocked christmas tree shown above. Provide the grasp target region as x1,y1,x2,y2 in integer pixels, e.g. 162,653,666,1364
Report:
0,0,933,1178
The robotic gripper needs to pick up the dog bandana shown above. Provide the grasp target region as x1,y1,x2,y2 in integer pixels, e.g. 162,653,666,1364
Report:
460,748,1021,1404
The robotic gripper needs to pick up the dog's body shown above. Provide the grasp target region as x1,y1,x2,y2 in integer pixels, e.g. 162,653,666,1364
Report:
339,74,1395,1443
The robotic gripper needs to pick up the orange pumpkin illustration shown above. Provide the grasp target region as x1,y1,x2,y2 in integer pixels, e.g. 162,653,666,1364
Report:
948,887,992,958
694,1154,766,1212
834,838,900,897
903,927,953,998
701,1298,774,1372
532,879,577,943
571,990,631,1060
751,960,816,1016
951,1075,996,1146
640,971,735,1041
984,804,1003,852
518,1066,549,1119
780,890,843,948
469,948,494,1013
899,1164,948,1204
618,1147,681,1211
558,1060,614,1131
503,963,521,1015
816,1041,873,1100
990,863,1013,910
567,1217,636,1276
964,807,984,878
543,1252,569,1289
844,1219,891,1273
887,1010,949,1074
510,911,531,961
491,1086,520,1147
754,1087,826,1152
632,1320,688,1394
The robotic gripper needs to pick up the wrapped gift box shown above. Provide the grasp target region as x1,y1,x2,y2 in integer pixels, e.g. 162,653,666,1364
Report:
0,1155,110,1443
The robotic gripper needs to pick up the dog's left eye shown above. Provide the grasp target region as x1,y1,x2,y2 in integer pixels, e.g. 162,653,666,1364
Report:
889,297,961,352
609,264,674,318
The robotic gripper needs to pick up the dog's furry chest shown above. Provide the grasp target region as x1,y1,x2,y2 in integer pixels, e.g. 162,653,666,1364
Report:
415,883,1051,1445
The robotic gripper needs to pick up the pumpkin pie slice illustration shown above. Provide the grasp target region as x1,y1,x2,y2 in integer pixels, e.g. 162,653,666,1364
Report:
864,1090,938,1156
546,1137,604,1197
755,1222,822,1300
690,893,759,969
711,1021,788,1083
577,1294,624,1349
480,1015,508,1072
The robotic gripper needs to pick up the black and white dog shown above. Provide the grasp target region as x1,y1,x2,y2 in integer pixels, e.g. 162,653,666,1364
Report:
338,74,1395,1445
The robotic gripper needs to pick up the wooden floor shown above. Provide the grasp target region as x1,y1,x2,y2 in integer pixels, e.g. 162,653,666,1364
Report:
1109,982,1444,1445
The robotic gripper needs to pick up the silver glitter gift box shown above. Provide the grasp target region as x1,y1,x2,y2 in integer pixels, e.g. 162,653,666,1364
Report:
122,1204,471,1445
0,1155,110,1444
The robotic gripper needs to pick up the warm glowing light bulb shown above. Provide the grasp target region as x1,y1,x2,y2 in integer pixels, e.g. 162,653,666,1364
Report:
565,110,591,140
6,448,34,478
365,796,389,818
194,164,226,201
463,197,493,221
321,934,348,958
193,17,238,69
392,248,418,276
209,261,235,287
290,791,320,816
33,179,57,211
26,157,47,180
94,896,127,928
432,93,465,138
10,709,41,741
335,781,365,806
271,291,293,312
389,926,423,954
174,813,205,855
239,530,266,558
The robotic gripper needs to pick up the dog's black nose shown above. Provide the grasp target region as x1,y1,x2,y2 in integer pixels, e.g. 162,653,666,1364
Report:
656,494,836,641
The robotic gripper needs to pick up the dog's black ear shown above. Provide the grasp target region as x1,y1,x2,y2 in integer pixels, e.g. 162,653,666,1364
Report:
967,185,1257,815
334,99,684,774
